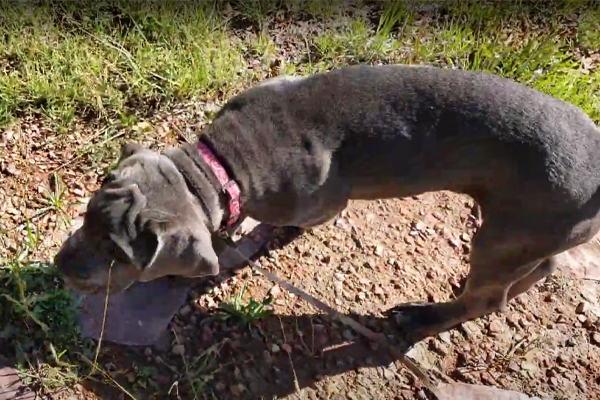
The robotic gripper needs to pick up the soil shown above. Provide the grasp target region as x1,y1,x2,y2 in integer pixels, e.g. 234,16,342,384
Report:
3,108,600,400
75,193,600,400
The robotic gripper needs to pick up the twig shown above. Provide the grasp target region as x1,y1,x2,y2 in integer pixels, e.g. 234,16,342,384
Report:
278,316,301,395
78,261,138,400
92,261,112,371
172,125,193,144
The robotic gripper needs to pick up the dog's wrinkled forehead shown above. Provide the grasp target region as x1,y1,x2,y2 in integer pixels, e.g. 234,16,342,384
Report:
87,146,191,223
105,146,184,202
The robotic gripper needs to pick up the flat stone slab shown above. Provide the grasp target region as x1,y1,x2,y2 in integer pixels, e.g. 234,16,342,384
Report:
68,216,277,346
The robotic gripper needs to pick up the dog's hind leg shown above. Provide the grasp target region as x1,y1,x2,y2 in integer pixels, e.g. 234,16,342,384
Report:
386,213,581,345
506,257,557,300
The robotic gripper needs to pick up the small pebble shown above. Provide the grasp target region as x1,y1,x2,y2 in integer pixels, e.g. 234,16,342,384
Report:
576,301,590,314
488,320,503,334
171,344,185,356
126,372,136,383
508,361,520,373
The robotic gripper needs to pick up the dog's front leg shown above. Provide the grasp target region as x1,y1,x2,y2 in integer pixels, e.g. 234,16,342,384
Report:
386,219,559,346
385,263,540,345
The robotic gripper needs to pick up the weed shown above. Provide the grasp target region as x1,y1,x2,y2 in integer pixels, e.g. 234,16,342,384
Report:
216,281,274,326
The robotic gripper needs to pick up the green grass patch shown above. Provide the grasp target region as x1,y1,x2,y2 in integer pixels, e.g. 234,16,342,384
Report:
0,1,248,127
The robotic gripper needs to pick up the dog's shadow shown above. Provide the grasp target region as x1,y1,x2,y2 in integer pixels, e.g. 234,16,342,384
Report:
0,225,432,399
76,225,433,399
84,311,421,400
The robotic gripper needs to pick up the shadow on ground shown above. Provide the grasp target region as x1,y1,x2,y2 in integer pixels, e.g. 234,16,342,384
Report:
71,225,422,399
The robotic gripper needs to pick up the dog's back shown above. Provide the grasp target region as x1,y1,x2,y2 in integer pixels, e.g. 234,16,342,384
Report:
211,64,600,212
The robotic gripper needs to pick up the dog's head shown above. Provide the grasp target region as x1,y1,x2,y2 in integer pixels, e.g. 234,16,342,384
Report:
54,143,220,294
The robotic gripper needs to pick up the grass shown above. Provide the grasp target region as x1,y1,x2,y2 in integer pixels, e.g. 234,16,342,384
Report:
216,281,274,327
1,0,600,398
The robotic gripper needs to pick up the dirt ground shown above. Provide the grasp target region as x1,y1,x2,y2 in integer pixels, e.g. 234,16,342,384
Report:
73,192,599,400
194,194,600,400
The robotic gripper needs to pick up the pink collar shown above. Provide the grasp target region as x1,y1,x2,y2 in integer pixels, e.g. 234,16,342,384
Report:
196,141,241,229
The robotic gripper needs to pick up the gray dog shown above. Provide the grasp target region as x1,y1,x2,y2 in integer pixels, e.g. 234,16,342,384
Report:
55,64,600,344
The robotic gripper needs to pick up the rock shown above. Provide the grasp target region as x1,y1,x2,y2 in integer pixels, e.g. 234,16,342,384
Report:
334,273,345,282
432,341,450,356
230,383,247,396
0,367,35,400
263,350,274,364
488,320,504,334
460,233,470,242
461,321,482,340
334,218,351,231
591,332,600,346
521,360,538,373
438,331,452,345
144,347,153,357
506,314,521,328
544,294,555,303
508,361,520,373
171,344,185,356
269,284,282,297
126,372,136,383
435,382,540,400
374,245,385,257
3,163,19,176
415,221,426,231
556,354,570,365
343,330,355,341
576,301,591,314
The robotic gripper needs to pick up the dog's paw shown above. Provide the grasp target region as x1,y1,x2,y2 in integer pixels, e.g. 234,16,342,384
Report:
384,302,442,343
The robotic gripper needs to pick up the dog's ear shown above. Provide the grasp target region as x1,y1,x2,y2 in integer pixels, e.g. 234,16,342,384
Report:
137,216,220,282
104,143,152,184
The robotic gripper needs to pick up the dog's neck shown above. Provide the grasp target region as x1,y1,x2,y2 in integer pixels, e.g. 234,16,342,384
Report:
162,138,242,234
